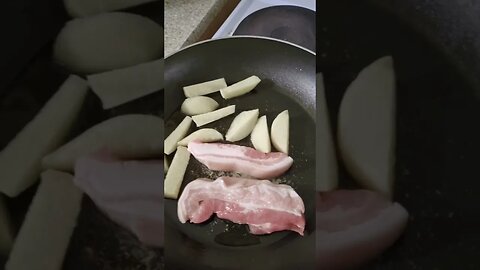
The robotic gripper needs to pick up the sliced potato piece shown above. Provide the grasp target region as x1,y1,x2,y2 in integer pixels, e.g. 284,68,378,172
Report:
220,76,261,99
5,170,82,270
42,114,164,172
0,196,13,255
316,74,338,191
271,110,289,154
251,115,271,153
181,96,219,116
338,56,396,198
226,109,259,142
177,129,223,146
53,12,163,74
164,146,190,199
88,58,164,109
64,0,156,17
164,155,169,174
0,75,88,197
192,105,235,127
183,78,227,98
164,116,192,155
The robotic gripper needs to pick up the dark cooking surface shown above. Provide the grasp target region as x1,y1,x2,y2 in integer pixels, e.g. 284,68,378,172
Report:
233,5,315,52
63,198,163,270
317,0,480,269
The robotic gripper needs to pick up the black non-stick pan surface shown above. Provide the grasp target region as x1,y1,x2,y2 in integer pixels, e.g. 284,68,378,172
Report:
317,0,480,269
164,37,316,270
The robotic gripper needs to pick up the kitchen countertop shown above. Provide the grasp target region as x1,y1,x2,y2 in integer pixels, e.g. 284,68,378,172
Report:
165,0,232,56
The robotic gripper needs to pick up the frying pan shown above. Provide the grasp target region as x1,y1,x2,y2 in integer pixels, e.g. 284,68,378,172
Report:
164,37,316,270
317,0,480,269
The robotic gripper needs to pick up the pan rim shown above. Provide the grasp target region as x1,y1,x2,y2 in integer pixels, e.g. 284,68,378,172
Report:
165,35,316,59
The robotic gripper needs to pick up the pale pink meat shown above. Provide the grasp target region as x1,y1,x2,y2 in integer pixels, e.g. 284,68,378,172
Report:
187,141,294,179
73,152,163,247
178,177,305,235
316,190,408,269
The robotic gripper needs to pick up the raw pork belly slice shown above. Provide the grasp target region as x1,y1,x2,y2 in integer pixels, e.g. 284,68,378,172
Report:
187,141,293,179
74,152,163,247
316,190,408,269
178,177,305,235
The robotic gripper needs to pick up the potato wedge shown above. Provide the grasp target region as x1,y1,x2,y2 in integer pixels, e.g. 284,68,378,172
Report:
164,156,169,174
53,12,163,74
0,75,88,197
181,96,219,116
5,170,82,270
220,76,261,99
226,109,259,142
164,146,190,199
164,116,192,155
251,115,271,153
316,74,338,191
338,56,396,198
271,110,289,154
177,129,223,146
192,105,235,127
42,114,164,171
183,78,227,98
88,58,164,109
